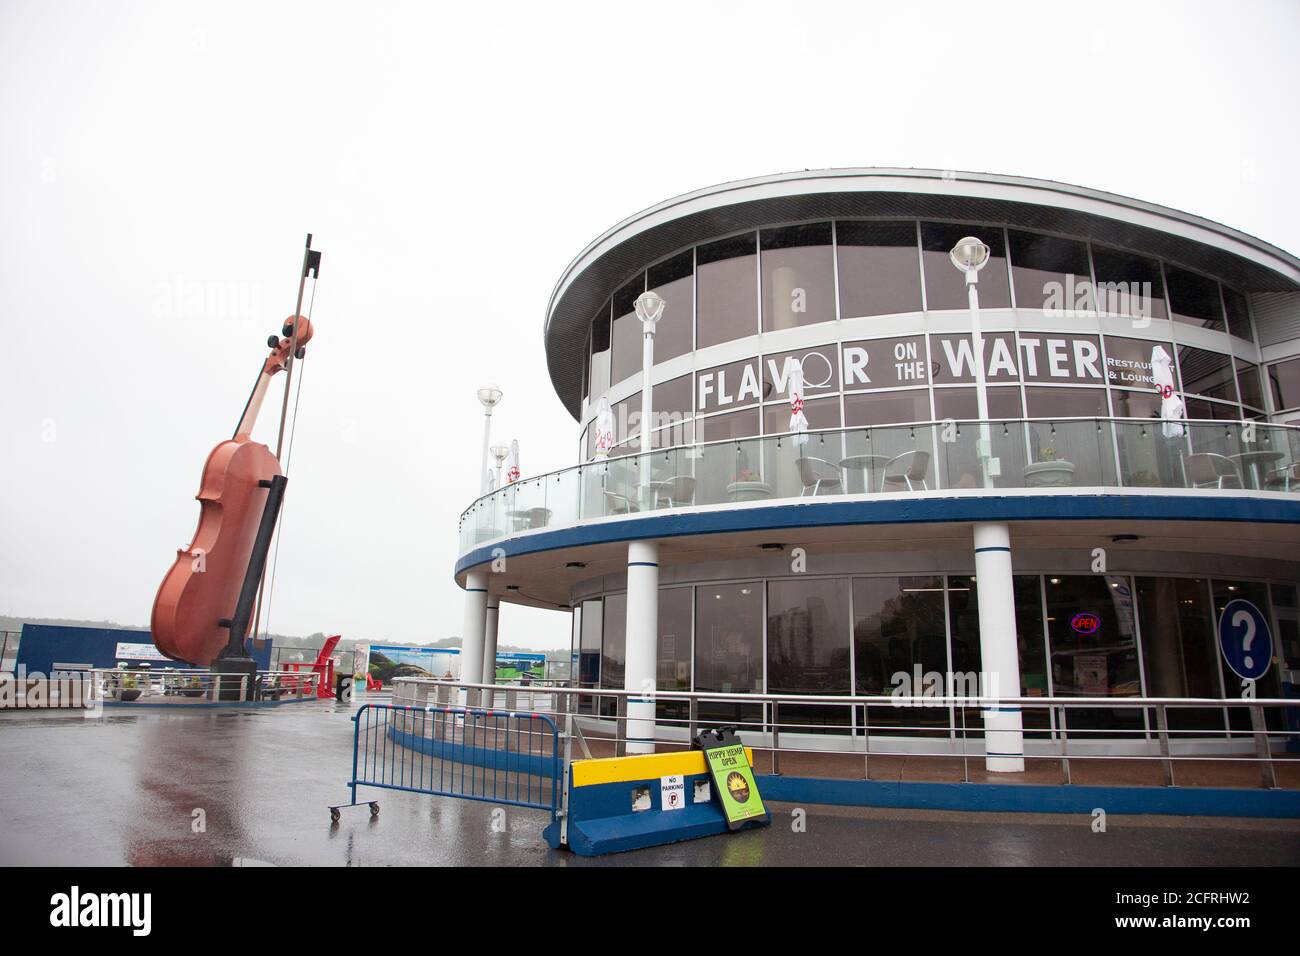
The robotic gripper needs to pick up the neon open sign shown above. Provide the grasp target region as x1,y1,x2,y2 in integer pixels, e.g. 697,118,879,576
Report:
1071,612,1101,635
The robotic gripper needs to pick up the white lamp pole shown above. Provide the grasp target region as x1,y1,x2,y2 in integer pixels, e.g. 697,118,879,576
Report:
634,290,666,500
950,238,994,489
490,444,510,490
476,385,503,495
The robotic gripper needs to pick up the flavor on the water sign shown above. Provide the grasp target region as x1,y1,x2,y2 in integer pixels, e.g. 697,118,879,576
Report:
697,730,768,830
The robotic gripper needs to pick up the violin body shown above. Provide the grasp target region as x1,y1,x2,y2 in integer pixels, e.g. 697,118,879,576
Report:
151,439,282,665
150,313,313,666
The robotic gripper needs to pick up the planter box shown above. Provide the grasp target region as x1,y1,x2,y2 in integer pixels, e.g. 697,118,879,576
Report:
1023,460,1076,487
726,481,774,502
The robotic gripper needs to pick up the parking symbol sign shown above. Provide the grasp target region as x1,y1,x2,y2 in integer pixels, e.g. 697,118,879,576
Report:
661,774,685,811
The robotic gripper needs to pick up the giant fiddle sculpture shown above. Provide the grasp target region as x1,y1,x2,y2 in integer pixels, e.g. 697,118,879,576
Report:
151,236,321,667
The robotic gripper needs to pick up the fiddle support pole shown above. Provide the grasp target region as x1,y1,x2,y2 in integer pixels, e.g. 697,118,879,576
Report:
214,474,289,700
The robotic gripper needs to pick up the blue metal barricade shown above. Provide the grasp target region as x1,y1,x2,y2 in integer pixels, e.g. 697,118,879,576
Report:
332,703,562,822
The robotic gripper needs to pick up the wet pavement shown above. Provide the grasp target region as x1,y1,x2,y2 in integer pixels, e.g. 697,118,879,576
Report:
1,698,1297,866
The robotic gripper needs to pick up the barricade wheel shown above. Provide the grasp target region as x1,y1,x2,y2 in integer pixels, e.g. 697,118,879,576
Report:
369,802,380,817
330,808,341,823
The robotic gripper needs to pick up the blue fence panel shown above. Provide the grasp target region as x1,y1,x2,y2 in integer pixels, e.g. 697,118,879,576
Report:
344,703,561,820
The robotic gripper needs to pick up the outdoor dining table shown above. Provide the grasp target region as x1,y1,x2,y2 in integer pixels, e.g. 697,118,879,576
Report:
1231,450,1285,489
838,453,892,494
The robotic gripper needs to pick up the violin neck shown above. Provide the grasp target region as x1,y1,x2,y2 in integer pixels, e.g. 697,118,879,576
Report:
234,364,278,442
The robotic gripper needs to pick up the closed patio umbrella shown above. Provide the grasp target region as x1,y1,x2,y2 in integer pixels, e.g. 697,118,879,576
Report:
1152,345,1185,439
506,439,521,483
593,397,616,459
789,358,809,448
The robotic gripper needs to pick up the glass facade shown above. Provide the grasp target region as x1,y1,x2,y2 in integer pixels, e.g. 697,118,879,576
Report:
579,219,1262,451
569,571,1287,740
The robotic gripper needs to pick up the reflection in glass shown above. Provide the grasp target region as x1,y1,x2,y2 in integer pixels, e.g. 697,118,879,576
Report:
1164,265,1225,332
1268,357,1300,412
843,389,931,427
852,576,949,735
1090,245,1167,320
1178,346,1238,403
947,575,1050,731
836,220,923,318
1135,577,1225,732
588,303,611,399
1007,229,1091,311
648,250,694,364
1235,360,1264,411
921,222,1011,310
610,275,646,386
761,223,835,332
1046,575,1142,734
695,582,764,728
767,577,851,730
696,234,758,349
1221,286,1252,340
656,587,693,723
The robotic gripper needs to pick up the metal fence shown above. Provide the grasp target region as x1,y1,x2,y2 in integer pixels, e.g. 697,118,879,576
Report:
336,702,561,822
390,678,1298,791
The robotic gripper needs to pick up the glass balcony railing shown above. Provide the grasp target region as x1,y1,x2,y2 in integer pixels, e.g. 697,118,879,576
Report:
458,418,1300,553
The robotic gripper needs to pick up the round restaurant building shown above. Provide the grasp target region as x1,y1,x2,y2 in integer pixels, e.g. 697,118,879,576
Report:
455,168,1300,766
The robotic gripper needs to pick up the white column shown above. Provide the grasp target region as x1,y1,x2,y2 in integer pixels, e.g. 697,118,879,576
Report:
624,540,659,755
461,570,489,704
482,601,500,707
973,522,1024,772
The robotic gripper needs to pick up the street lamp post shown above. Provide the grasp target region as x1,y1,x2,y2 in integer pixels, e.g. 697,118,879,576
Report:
476,385,503,495
633,290,665,501
490,444,510,490
950,236,1023,772
949,237,996,489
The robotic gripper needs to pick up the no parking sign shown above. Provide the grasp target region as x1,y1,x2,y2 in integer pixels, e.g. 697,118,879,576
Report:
1218,599,1273,682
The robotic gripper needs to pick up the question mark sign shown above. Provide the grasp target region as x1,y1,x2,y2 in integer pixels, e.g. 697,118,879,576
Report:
1233,610,1256,670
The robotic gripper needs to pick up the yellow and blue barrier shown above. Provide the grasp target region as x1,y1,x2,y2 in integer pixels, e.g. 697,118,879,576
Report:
544,747,765,856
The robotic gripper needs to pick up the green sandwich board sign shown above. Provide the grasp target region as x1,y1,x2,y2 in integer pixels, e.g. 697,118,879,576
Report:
696,728,769,831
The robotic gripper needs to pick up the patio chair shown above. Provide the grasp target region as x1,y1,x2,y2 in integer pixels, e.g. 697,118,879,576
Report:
880,450,930,492
655,475,697,508
1265,461,1300,491
1182,452,1243,489
795,456,844,496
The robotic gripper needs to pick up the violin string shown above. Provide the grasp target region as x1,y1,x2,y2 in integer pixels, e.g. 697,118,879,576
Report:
259,278,316,645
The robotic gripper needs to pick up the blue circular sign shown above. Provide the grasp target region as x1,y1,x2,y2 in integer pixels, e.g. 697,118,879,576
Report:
1218,599,1273,682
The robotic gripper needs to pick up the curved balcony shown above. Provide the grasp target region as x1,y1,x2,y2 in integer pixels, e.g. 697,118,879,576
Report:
457,417,1300,560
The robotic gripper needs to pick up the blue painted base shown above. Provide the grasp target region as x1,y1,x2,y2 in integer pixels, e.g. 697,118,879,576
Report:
755,774,1300,818
556,770,770,856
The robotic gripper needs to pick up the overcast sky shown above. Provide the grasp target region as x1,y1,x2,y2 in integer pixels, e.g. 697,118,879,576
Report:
1,0,1297,651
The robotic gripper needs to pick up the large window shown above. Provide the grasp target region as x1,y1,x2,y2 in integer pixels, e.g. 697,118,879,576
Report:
1221,286,1252,341
761,223,835,332
843,388,930,427
1007,229,1091,311
947,574,1051,730
852,575,950,734
1090,245,1167,320
695,582,763,727
1177,346,1238,404
1268,357,1300,412
1045,575,1142,733
1164,265,1225,332
610,275,646,387
768,577,852,729
836,220,923,318
600,592,627,691
921,222,1011,310
1135,577,1224,732
647,251,695,363
588,304,611,400
656,587,693,722
696,233,757,349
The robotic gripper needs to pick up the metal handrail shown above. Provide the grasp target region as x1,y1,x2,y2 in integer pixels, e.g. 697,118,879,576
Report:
391,677,1297,789
457,415,1300,548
